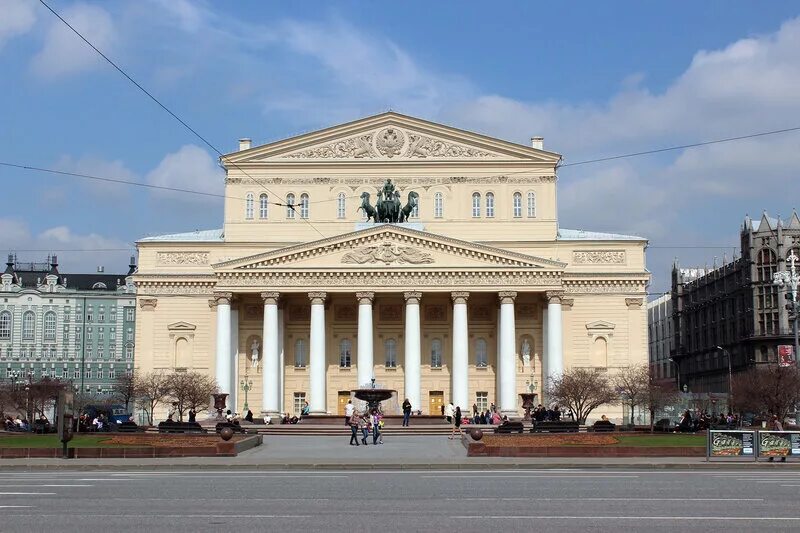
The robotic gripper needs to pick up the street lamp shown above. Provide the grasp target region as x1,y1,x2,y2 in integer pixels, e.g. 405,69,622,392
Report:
773,251,800,369
668,357,681,391
239,376,253,412
715,346,733,407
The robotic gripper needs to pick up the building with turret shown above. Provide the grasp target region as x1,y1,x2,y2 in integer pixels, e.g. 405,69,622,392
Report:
0,255,138,396
667,212,799,393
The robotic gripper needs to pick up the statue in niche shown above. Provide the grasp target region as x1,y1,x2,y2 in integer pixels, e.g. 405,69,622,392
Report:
251,339,260,369
521,338,531,370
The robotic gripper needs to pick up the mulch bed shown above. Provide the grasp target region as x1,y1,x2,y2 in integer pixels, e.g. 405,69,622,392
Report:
102,434,243,448
482,434,619,447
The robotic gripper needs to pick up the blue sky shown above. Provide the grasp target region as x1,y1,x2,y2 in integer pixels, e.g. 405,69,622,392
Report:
2,0,800,294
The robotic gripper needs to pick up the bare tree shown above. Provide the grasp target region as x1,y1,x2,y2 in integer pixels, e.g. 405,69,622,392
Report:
28,377,67,419
645,374,679,432
731,365,800,422
0,382,23,419
111,371,137,414
166,372,218,421
135,371,171,425
547,367,618,424
613,364,650,425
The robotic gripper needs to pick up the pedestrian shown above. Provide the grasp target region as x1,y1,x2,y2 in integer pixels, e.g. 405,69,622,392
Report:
349,409,361,446
371,409,382,445
245,409,254,423
188,409,196,423
772,415,784,432
449,406,463,439
402,398,412,427
345,399,354,426
360,412,369,445
444,401,454,424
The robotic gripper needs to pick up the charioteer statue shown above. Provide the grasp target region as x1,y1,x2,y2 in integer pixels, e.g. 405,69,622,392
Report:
359,179,419,223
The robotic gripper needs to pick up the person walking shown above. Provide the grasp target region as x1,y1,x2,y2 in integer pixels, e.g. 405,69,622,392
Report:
402,398,412,427
449,406,463,439
344,400,354,426
371,409,382,445
444,401,454,424
349,409,360,446
359,412,369,445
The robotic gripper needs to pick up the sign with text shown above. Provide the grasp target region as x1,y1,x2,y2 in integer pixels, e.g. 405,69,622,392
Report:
778,345,795,367
709,430,755,457
759,431,800,458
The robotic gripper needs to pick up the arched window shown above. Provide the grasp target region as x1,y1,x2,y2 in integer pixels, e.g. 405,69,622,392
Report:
527,192,536,218
245,192,254,220
22,311,35,340
337,192,346,219
0,311,10,340
385,338,397,368
339,338,352,368
259,194,268,219
300,193,309,219
757,249,777,282
434,192,443,218
486,192,495,218
286,193,296,219
411,198,419,218
475,338,488,367
472,192,481,218
512,192,522,218
44,312,56,341
294,339,307,367
431,338,442,368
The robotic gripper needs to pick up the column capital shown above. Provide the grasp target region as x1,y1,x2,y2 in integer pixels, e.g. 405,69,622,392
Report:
451,291,470,304
625,297,644,309
545,290,565,304
308,291,327,305
261,291,280,305
356,291,375,304
211,292,233,306
138,297,157,311
498,291,517,304
403,291,422,304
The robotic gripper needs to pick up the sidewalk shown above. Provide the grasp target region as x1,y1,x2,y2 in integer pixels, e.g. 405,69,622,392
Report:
1,436,798,470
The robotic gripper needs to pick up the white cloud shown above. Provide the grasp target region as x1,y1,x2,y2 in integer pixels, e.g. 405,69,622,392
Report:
30,2,115,79
0,0,37,50
0,217,133,274
145,144,224,203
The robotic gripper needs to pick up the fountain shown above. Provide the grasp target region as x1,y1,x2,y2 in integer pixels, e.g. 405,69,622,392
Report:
519,393,537,421
352,378,396,412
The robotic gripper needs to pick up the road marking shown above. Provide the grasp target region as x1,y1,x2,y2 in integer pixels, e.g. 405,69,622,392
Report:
0,485,92,488
109,474,348,479
447,498,763,502
423,475,638,479
781,484,800,487
0,506,34,508
450,516,800,521
0,492,56,496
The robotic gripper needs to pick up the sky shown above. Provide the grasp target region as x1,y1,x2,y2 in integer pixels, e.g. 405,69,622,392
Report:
2,0,800,295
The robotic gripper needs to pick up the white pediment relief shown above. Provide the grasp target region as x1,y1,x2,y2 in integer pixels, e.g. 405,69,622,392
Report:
279,127,504,160
213,226,566,271
167,321,197,331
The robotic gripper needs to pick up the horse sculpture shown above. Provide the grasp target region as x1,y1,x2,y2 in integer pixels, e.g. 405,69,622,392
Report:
358,192,377,222
399,191,419,222
376,190,401,223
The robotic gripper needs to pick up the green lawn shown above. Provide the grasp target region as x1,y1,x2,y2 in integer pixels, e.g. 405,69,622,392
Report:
0,435,129,448
614,434,706,447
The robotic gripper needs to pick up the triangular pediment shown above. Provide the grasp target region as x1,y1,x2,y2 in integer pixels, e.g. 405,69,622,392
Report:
586,320,616,330
213,225,566,271
167,321,197,331
223,112,561,164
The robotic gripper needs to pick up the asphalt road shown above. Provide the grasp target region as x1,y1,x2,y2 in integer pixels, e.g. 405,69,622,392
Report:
1,469,799,532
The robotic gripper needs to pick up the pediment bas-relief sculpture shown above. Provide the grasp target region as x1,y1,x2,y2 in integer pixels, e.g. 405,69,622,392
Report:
341,242,434,265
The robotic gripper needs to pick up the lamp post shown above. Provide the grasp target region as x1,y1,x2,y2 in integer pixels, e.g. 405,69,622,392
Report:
715,346,733,408
773,251,800,368
668,357,681,392
239,374,253,413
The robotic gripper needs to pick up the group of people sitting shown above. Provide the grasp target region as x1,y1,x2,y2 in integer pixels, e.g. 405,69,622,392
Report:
675,410,741,432
4,415,29,431
77,413,109,432
532,404,569,422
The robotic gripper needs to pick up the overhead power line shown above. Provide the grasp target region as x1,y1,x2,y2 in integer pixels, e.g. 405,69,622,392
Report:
37,0,325,238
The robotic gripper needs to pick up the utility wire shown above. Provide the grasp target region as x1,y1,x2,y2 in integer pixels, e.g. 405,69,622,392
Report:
37,0,325,238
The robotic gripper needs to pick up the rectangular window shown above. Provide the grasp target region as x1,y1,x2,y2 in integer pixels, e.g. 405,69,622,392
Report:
98,348,104,359
87,347,92,358
85,368,92,379
110,312,116,322
98,329,104,341
527,192,536,218
99,313,105,322
126,345,133,359
293,392,306,415
486,193,495,218
87,329,93,341
61,369,68,379
126,308,134,322
434,193,443,218
127,328,133,341
472,193,481,218
97,369,104,380
87,313,93,323
476,391,489,412
73,368,80,379
110,346,116,358
110,329,116,341
109,367,115,379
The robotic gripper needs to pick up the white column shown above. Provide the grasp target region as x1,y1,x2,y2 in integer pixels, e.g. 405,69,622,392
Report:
499,291,517,416
356,292,375,387
308,292,327,414
541,307,549,405
451,292,469,411
229,307,239,412
495,307,502,409
546,292,564,385
261,292,280,417
213,292,232,409
278,306,285,415
403,291,422,411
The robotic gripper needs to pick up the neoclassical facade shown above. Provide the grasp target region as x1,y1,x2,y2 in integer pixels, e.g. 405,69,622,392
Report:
134,113,649,420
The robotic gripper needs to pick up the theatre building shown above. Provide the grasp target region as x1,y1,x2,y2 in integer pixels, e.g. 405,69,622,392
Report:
134,112,649,421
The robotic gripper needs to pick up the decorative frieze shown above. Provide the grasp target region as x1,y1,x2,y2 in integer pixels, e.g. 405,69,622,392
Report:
378,304,402,322
230,175,555,185
424,304,447,322
156,252,209,266
573,251,626,265
341,243,434,265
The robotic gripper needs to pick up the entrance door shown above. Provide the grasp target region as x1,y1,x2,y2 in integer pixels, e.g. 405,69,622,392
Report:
337,391,351,416
429,391,444,417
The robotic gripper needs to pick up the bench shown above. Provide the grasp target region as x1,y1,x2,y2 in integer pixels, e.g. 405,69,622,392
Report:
531,421,579,433
115,421,145,433
157,421,208,434
32,420,52,434
589,421,616,433
215,422,247,434
494,421,524,434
